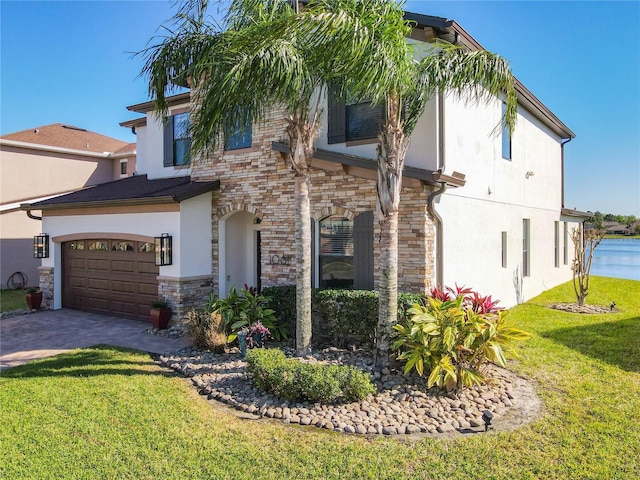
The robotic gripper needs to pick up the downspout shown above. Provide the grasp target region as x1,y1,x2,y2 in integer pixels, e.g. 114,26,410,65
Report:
560,137,572,209
427,90,447,288
427,182,446,288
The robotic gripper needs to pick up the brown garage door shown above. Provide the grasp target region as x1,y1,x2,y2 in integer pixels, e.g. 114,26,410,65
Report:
63,239,159,321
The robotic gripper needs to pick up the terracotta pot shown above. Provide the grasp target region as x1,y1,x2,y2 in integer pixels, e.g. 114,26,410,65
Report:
150,307,171,329
26,291,43,310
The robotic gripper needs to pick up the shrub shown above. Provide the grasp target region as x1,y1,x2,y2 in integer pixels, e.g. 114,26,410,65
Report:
262,285,297,335
211,286,289,342
314,290,426,348
184,310,227,352
314,290,378,347
245,349,375,403
259,286,426,349
393,287,530,391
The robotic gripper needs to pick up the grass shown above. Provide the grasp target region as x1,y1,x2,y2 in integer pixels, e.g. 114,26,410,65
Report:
1,277,639,479
0,288,27,312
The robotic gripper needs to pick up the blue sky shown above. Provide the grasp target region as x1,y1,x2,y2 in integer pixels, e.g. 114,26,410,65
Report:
1,0,639,215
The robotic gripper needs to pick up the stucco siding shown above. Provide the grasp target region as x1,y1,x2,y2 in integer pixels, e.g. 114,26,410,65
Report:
438,95,575,306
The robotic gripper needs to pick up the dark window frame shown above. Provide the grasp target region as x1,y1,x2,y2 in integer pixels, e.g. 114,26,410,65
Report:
224,113,252,151
501,231,508,268
163,111,191,167
501,102,512,160
554,221,560,268
523,219,531,277
327,91,385,144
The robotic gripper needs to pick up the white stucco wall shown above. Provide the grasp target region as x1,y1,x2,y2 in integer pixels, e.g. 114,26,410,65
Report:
135,105,191,180
437,95,577,306
179,194,213,278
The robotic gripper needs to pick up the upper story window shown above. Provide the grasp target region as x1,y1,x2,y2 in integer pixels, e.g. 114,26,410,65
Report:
225,110,252,150
120,160,127,177
501,102,512,160
163,111,190,167
327,91,385,144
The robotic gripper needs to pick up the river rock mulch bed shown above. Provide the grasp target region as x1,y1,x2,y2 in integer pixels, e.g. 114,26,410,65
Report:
159,346,541,437
144,325,185,339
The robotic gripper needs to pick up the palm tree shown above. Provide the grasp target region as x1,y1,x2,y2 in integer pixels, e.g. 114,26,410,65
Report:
363,27,519,367
140,0,397,356
288,0,518,366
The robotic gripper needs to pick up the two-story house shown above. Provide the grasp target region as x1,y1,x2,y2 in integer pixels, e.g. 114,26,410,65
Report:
24,12,588,322
1,123,135,290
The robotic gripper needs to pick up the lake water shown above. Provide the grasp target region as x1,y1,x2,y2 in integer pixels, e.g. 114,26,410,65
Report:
590,238,640,281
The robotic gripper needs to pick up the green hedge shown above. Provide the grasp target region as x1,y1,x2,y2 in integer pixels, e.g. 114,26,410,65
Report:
262,286,425,349
246,348,375,403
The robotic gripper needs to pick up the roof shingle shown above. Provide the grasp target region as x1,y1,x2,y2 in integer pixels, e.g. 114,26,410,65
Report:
2,123,128,153
24,175,219,209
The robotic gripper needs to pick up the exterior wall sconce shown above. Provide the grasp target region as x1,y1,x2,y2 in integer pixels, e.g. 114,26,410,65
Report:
155,234,172,266
525,170,535,179
33,233,49,258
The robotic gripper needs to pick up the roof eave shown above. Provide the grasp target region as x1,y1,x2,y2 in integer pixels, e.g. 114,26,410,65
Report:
272,142,465,188
126,92,191,114
21,196,179,211
561,208,593,218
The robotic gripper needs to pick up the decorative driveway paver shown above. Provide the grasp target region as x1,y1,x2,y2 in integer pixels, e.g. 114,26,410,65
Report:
0,309,190,370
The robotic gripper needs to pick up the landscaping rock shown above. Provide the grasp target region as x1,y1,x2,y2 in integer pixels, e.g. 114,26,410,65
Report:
158,345,540,438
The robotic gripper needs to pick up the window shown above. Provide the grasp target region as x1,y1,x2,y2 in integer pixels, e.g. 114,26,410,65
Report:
501,231,507,268
523,219,530,277
327,91,384,144
554,221,560,268
112,241,133,252
317,212,373,290
139,242,155,253
501,102,511,160
120,160,127,176
163,111,190,167
224,111,252,150
563,222,569,265
319,216,354,289
88,241,108,251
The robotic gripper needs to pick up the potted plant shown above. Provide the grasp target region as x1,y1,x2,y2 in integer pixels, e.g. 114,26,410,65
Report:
150,299,171,330
25,287,43,310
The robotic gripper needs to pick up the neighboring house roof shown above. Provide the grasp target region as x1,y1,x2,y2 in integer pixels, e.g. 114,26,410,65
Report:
1,123,128,154
113,142,136,156
22,174,220,210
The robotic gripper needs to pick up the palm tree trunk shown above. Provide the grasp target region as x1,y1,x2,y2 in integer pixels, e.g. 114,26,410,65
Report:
286,115,315,357
294,173,312,356
375,210,398,366
374,92,407,367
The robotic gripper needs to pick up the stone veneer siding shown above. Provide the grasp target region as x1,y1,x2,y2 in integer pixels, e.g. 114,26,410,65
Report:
38,266,54,309
190,107,437,295
158,275,214,324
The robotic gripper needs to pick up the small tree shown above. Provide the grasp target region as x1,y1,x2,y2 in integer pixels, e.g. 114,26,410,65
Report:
570,226,604,306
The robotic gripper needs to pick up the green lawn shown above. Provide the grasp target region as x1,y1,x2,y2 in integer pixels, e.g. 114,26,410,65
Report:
1,277,639,479
0,288,27,312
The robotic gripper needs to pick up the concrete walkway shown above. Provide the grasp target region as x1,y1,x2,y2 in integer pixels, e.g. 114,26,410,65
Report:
0,309,191,370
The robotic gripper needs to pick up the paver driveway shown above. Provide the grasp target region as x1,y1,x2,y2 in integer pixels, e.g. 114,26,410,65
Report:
0,309,190,370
